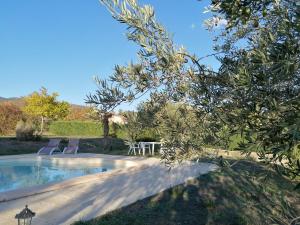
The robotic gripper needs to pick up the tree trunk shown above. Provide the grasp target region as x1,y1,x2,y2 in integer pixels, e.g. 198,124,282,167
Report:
102,114,109,138
102,113,110,150
40,116,44,135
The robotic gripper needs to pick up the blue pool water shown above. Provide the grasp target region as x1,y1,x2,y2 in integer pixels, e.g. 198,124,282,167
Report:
0,158,115,192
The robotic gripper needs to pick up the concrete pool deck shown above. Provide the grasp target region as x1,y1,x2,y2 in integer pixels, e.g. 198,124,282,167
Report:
0,154,218,225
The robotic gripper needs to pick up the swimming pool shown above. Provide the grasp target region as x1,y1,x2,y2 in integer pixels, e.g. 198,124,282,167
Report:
0,157,122,193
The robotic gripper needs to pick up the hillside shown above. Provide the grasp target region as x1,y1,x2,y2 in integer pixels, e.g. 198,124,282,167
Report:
0,97,26,107
0,97,20,101
0,96,86,109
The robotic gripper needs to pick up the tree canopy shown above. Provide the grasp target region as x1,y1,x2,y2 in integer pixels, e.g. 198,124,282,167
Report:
89,0,300,178
202,0,300,178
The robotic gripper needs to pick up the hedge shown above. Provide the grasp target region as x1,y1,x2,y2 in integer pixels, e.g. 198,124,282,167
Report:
49,121,103,136
49,121,160,140
49,121,130,138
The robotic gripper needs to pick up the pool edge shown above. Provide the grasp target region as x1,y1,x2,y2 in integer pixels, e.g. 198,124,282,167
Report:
0,154,156,202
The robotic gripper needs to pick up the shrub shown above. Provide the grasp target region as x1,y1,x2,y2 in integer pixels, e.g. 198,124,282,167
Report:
115,125,127,139
122,111,159,142
0,102,23,135
16,120,38,141
135,128,160,142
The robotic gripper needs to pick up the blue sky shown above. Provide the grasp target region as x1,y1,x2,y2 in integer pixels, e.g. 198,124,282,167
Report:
0,0,217,109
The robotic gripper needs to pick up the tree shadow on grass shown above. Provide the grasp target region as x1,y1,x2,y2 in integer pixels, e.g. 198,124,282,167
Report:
79,137,127,155
74,160,300,225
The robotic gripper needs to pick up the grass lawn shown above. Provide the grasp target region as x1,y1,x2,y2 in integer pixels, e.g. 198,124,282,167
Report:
0,136,128,156
74,160,300,225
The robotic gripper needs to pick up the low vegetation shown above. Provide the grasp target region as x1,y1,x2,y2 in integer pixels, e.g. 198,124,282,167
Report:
15,120,38,141
0,137,128,156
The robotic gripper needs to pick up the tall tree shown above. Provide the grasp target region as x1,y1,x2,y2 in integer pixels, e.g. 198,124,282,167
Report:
24,87,70,135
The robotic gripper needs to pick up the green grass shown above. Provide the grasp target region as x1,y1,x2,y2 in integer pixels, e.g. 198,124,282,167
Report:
0,136,128,156
74,160,300,225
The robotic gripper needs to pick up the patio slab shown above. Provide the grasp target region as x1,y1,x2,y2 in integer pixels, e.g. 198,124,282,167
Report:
0,154,217,225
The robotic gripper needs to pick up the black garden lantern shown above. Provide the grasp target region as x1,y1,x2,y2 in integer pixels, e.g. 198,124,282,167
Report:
15,205,36,225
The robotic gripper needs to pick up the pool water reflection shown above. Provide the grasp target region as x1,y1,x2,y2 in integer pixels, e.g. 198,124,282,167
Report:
0,158,114,192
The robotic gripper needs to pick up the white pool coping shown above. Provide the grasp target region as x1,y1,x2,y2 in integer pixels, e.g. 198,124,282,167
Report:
0,154,218,225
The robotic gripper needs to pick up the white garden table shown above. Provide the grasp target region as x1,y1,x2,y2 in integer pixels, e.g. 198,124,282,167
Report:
140,142,161,155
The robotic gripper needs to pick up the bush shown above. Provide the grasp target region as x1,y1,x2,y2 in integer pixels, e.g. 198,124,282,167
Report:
16,120,37,141
115,126,127,139
0,102,23,135
49,121,104,136
135,129,160,142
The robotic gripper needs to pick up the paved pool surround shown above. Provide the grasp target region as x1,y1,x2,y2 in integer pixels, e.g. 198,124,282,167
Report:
0,154,218,225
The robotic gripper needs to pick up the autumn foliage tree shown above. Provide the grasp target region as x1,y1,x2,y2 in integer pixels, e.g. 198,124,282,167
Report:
65,107,92,121
0,102,23,135
23,88,70,135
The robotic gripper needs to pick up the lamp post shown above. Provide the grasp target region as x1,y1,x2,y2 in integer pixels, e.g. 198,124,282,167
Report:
15,205,36,225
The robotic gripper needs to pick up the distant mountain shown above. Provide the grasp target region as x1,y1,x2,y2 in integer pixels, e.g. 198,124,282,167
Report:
0,96,86,109
0,97,19,101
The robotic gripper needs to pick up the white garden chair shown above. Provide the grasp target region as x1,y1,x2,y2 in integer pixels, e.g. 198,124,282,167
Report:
126,141,141,155
140,142,152,155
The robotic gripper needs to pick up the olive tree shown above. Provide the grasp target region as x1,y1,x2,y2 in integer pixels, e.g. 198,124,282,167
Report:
89,0,299,178
86,77,126,148
89,0,215,159
199,0,300,178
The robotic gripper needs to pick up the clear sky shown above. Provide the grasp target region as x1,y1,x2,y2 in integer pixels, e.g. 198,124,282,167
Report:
0,0,217,109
